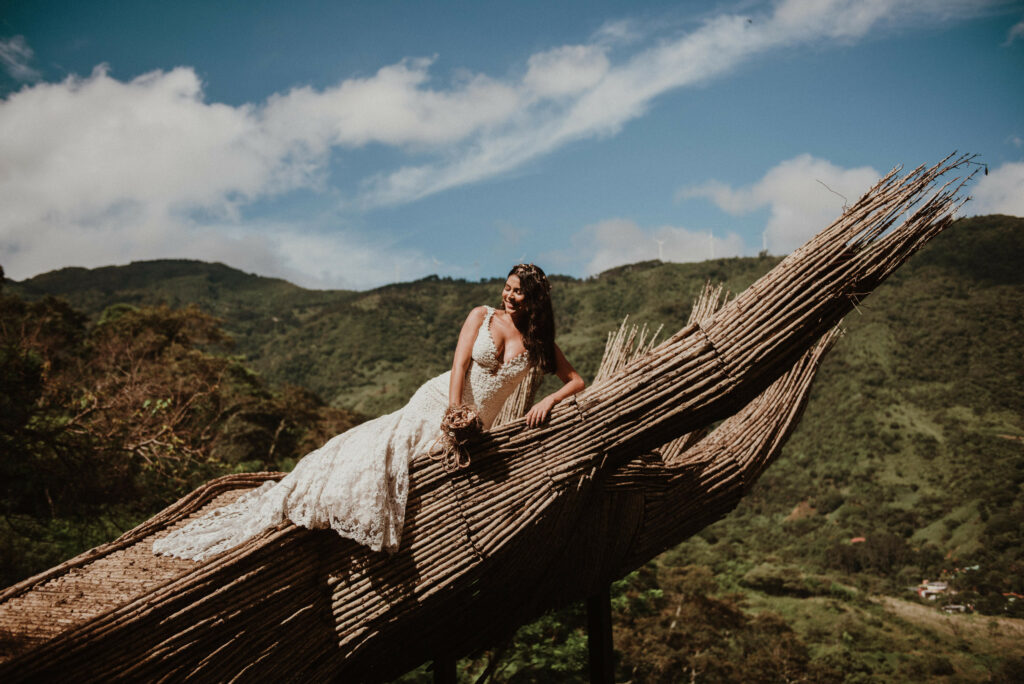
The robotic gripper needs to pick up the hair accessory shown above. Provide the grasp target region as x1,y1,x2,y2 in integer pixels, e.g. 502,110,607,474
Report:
512,263,551,294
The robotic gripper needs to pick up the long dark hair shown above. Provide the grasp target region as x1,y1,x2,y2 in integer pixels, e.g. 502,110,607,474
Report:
505,263,556,373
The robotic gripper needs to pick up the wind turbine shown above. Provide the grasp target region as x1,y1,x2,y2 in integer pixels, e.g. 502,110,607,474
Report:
654,238,665,262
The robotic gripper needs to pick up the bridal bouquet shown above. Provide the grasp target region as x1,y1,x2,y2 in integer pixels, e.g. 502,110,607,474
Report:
429,404,482,472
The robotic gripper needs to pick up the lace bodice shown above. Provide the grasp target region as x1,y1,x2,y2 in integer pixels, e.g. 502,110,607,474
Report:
153,306,533,560
464,306,532,428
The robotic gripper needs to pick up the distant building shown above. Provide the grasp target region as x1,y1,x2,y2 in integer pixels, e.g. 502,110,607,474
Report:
942,604,971,613
917,580,949,600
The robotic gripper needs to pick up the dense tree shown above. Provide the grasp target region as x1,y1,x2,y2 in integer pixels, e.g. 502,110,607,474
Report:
0,289,363,585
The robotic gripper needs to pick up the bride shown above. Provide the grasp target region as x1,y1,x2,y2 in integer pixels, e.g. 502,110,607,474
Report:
153,264,585,561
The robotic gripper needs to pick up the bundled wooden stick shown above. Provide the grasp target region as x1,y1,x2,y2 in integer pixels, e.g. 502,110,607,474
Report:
493,367,543,428
592,317,663,387
0,154,978,683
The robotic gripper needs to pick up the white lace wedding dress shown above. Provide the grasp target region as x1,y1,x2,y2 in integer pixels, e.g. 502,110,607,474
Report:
153,306,531,561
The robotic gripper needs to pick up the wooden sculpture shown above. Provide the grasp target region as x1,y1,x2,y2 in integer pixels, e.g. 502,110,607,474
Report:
0,155,974,681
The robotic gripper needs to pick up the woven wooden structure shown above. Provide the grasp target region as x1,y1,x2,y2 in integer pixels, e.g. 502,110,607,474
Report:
0,155,973,681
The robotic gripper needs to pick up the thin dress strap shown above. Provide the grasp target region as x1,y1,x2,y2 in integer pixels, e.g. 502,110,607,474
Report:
480,306,495,340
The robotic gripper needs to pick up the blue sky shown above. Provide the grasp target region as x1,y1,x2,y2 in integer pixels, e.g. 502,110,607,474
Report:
1,0,1022,289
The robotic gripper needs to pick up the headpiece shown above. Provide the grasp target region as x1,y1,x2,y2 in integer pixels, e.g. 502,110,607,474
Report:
511,263,551,294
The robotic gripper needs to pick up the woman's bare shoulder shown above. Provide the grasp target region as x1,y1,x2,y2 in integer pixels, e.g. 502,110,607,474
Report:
460,306,488,327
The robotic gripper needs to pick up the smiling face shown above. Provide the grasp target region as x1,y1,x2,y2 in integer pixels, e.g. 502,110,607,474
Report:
502,274,526,315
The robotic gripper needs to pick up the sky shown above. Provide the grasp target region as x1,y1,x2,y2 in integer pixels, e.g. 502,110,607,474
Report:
1,0,1022,290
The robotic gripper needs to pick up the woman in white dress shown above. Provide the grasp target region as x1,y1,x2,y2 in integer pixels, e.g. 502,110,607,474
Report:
153,264,585,561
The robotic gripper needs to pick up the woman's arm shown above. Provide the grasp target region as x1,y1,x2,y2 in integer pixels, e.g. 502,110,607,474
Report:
448,307,487,408
524,343,585,428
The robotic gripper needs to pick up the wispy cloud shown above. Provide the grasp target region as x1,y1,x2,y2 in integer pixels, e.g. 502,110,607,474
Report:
0,36,41,81
679,154,880,254
592,18,643,47
971,161,1024,217
1003,18,1024,46
0,202,437,291
570,218,745,275
0,2,998,286
354,0,993,208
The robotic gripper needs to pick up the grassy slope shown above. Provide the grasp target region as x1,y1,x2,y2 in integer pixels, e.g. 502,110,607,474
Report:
714,213,1022,573
658,214,1024,681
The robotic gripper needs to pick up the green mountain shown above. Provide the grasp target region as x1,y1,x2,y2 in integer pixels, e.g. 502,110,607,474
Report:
10,251,785,415
7,214,1023,681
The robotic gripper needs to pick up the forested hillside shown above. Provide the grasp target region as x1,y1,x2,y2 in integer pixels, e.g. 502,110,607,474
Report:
0,288,365,585
5,214,1022,681
11,242,784,416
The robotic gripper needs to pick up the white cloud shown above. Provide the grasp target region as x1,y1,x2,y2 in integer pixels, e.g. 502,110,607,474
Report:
592,19,643,47
679,155,880,254
0,66,289,220
0,36,40,81
355,0,989,208
0,200,436,290
262,57,520,151
523,45,610,98
0,64,441,288
970,161,1024,217
1004,18,1024,46
572,218,745,275
0,4,997,284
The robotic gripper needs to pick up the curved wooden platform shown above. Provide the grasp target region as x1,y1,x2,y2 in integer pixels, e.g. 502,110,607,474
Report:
0,155,975,681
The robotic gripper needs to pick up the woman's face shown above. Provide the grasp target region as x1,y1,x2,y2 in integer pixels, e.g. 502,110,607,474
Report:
502,275,526,315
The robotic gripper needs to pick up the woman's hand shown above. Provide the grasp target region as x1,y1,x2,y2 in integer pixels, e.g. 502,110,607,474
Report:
525,395,557,428
524,343,585,428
